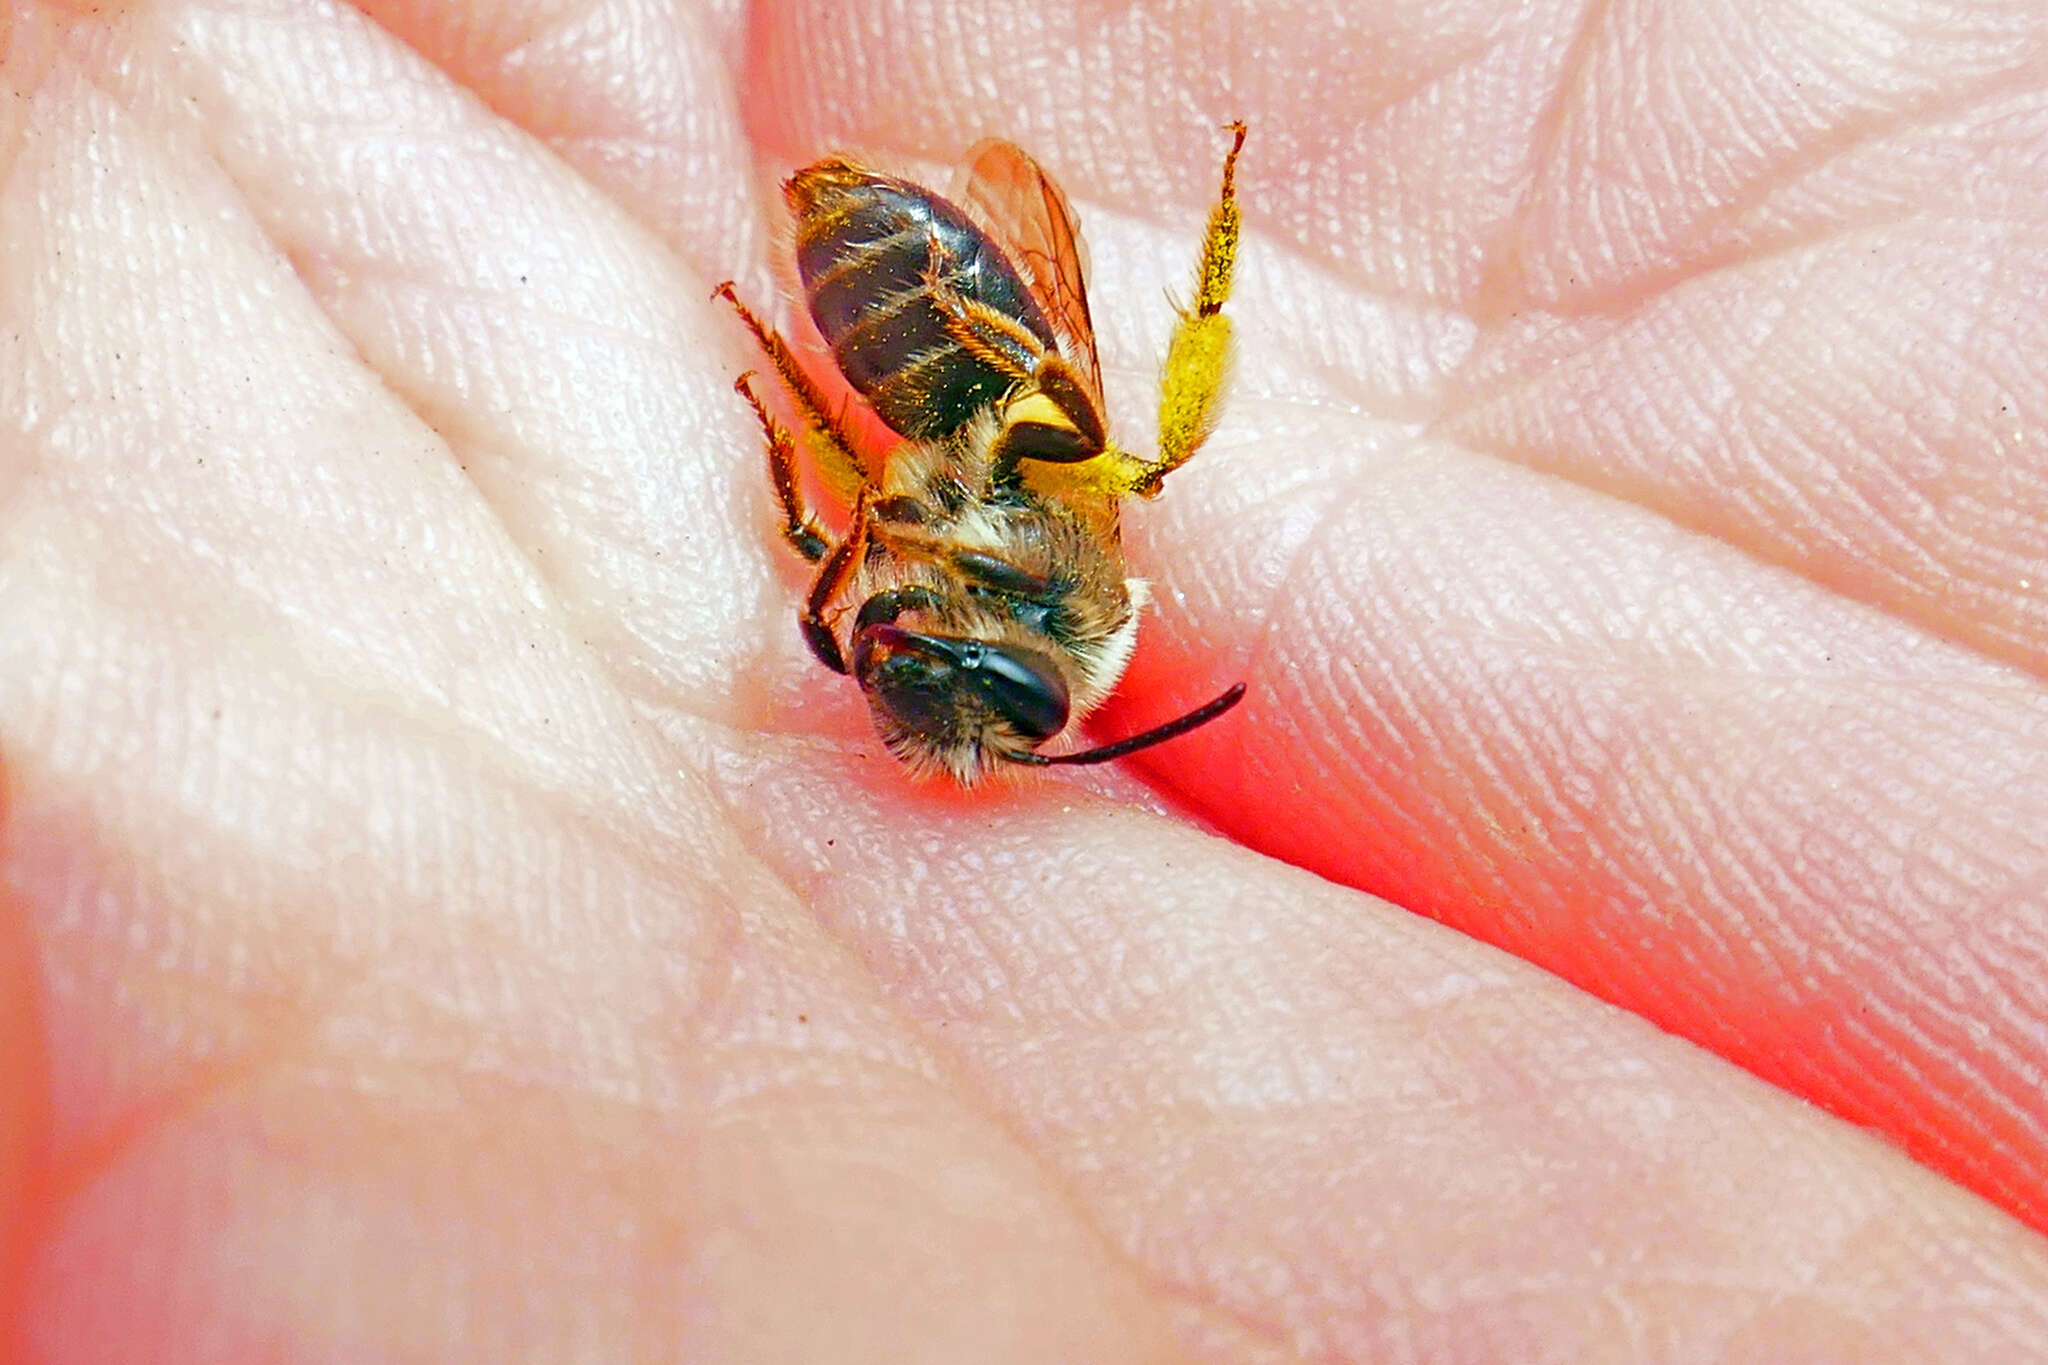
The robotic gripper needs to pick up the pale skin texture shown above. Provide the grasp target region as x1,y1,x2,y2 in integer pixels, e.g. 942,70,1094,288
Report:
4,0,2048,1359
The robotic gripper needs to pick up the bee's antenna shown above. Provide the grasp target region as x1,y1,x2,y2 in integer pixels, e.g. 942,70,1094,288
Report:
1010,683,1248,768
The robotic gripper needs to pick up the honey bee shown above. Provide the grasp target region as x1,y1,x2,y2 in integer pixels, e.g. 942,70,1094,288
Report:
715,124,1249,783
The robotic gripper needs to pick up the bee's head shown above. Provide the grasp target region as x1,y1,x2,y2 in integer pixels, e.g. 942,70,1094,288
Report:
849,624,1071,777
842,608,1247,783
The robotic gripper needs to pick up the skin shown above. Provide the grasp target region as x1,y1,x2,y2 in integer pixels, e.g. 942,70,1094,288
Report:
3,0,2048,1359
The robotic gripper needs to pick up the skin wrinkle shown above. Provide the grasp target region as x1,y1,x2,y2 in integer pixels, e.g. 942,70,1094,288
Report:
123,634,713,922
1448,278,2048,678
1277,456,2031,1186
741,769,1490,1154
11,487,757,1150
1729,397,1923,577
1734,311,1962,551
1924,981,2048,1191
1444,667,1607,881
145,15,792,710
873,1033,1191,1351
1511,66,2048,315
1841,1017,2009,1204
692,776,1220,1324
490,5,606,118
1227,479,1347,742
1155,1290,1302,1365
1795,988,2010,1193
1484,0,1610,302
1301,20,1520,164
1365,548,1710,867
22,758,734,1120
25,997,299,1222
1073,1138,1335,1345
1619,701,2048,1164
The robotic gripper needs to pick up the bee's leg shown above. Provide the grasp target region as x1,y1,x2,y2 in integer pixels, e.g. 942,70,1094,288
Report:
799,486,873,675
913,224,1041,388
936,291,1042,386
1141,120,1247,498
927,285,1108,471
728,362,871,674
713,281,872,494
733,372,831,563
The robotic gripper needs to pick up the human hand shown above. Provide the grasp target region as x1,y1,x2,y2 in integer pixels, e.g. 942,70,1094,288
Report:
6,0,2048,1360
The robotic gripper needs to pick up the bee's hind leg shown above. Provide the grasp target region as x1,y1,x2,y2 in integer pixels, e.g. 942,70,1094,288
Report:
728,370,873,675
714,281,872,498
715,282,881,677
798,487,873,676
731,371,831,563
1140,121,1247,498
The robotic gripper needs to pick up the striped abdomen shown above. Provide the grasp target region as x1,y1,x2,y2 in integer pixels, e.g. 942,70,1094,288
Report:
789,160,1055,441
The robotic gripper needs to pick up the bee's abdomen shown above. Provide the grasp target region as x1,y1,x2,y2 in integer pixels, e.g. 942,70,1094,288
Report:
790,165,1054,440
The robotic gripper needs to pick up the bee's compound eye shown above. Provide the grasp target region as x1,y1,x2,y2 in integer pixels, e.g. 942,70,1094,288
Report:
958,639,1071,740
852,626,1071,743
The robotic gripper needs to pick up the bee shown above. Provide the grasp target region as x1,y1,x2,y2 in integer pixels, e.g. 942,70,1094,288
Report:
715,124,1249,783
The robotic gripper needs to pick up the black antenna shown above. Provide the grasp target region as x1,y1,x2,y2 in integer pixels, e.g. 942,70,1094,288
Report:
1009,683,1247,768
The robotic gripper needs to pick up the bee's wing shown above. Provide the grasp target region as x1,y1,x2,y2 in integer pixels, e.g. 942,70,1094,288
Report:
958,140,1103,405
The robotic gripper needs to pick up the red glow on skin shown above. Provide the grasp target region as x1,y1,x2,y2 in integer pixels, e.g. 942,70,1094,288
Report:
1171,709,2048,1237
0,763,53,1356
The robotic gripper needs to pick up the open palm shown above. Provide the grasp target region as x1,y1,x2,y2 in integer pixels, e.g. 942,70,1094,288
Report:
7,0,2048,1360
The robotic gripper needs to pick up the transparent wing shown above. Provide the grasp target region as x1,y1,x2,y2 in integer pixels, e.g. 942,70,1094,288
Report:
958,140,1103,405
